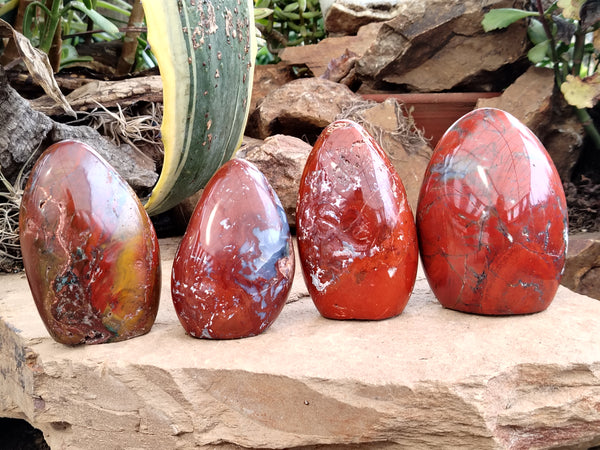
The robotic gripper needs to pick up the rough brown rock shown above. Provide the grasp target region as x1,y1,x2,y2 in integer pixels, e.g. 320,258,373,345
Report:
245,77,362,142
279,23,381,78
237,135,313,228
249,63,296,116
477,66,584,180
323,0,402,35
540,113,584,181
0,68,157,195
476,66,554,134
562,232,600,300
2,239,600,449
321,49,362,89
355,0,529,92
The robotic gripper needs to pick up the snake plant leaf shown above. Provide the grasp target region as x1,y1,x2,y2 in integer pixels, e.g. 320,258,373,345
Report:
143,0,256,215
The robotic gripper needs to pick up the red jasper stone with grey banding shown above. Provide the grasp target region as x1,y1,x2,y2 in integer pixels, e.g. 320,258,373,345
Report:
417,108,568,315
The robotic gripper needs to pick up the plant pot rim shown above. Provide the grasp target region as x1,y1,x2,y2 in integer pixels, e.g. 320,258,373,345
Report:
360,92,502,147
361,92,500,104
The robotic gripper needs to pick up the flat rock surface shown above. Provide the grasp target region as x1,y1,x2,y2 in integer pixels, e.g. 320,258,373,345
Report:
1,238,600,449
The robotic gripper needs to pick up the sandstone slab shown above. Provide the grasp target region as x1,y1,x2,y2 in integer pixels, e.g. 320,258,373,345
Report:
1,238,600,449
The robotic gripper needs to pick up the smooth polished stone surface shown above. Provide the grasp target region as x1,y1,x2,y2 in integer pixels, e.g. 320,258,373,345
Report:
297,120,418,320
417,108,568,315
19,140,161,345
172,158,294,339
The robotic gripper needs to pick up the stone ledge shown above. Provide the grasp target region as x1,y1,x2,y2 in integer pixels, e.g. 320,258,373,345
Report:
1,238,600,449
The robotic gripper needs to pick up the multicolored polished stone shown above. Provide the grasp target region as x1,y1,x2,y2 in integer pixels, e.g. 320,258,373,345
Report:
19,140,161,345
171,158,294,339
417,108,568,315
297,120,419,320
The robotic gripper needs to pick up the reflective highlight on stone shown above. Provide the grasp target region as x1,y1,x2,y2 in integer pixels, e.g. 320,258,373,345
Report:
297,120,419,320
19,140,161,345
417,108,568,315
171,159,294,339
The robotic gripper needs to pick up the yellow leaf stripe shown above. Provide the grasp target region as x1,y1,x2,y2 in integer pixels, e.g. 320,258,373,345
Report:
143,0,255,216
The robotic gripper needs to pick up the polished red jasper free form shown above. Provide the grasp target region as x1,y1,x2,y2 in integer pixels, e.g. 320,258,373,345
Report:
417,108,568,315
172,158,294,339
19,140,161,345
297,120,419,320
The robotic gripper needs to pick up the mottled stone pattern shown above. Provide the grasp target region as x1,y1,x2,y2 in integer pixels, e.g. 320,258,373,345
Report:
172,159,294,339
297,120,418,320
417,108,568,315
19,140,161,345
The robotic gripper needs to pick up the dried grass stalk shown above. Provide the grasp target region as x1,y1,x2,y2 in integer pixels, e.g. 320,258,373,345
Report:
73,101,164,164
336,98,430,158
0,151,35,272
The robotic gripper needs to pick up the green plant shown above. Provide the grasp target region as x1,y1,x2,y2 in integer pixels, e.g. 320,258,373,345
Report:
483,0,600,151
16,0,155,72
0,0,18,18
254,0,324,63
23,0,119,54
142,0,255,215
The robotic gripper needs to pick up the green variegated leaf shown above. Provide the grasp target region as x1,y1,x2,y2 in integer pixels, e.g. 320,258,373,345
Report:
143,0,256,215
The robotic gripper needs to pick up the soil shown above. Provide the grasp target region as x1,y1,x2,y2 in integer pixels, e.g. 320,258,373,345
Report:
565,177,600,233
566,140,600,234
